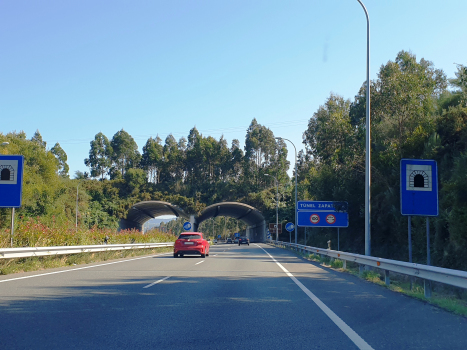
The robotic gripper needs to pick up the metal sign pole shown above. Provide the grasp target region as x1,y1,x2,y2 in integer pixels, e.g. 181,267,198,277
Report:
10,207,15,247
408,216,412,263
426,217,430,266
338,228,340,251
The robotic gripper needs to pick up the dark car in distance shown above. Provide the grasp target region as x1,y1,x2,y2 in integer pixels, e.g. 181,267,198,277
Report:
238,236,249,246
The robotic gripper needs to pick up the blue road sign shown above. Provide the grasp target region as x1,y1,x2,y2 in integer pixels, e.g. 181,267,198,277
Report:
234,232,240,237
401,159,438,216
0,155,24,208
218,234,221,238
297,201,348,227
285,222,295,232
183,222,192,231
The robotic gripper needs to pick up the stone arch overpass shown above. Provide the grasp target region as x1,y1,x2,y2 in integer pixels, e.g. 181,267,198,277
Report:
119,201,267,242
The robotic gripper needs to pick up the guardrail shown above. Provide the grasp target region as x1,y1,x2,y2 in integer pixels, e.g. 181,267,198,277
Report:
268,240,467,298
0,242,175,259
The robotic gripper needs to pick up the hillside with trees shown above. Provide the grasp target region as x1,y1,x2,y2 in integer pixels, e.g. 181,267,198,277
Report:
1,51,466,271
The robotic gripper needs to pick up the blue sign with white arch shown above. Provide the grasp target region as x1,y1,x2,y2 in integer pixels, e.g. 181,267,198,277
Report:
0,155,24,208
400,159,438,216
183,222,192,231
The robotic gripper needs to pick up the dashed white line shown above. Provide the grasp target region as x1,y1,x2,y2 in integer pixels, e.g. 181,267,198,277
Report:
143,276,171,289
195,260,205,265
256,244,374,350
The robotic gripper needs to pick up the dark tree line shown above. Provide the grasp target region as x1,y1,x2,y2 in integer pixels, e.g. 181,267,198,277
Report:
84,120,289,205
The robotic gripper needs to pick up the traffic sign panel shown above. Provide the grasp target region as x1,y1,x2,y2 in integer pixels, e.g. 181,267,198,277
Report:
269,223,282,234
298,211,348,227
401,159,438,216
285,222,295,232
297,200,348,227
326,214,336,225
310,214,320,224
183,222,192,231
0,155,24,208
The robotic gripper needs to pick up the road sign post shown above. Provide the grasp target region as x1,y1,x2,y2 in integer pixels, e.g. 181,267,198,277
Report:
401,159,438,267
0,155,24,247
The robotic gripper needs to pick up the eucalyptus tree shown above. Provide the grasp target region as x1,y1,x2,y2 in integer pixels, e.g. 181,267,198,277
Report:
50,142,69,177
140,136,163,183
160,134,184,185
372,50,447,160
85,132,113,180
110,129,141,178
31,130,46,149
303,94,354,167
244,119,278,190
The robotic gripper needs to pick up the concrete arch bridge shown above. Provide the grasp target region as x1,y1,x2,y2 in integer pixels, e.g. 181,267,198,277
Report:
119,201,267,242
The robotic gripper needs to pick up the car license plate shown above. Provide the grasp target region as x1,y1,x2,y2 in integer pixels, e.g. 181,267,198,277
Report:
184,242,194,245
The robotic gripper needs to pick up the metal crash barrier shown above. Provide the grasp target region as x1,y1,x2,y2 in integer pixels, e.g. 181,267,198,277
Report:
0,242,175,259
268,240,467,298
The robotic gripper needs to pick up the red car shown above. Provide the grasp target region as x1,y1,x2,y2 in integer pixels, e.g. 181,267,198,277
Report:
174,232,210,258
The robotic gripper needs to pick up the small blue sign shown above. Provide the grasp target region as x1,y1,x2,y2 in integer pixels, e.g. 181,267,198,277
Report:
217,234,221,238
285,222,295,232
0,155,24,208
401,159,438,216
297,201,348,227
183,222,192,231
234,232,240,238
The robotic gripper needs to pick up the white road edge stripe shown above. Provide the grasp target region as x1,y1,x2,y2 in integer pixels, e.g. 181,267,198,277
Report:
195,260,205,265
143,276,171,289
0,252,172,284
256,244,374,350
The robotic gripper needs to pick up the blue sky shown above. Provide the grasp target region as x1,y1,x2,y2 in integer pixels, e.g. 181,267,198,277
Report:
1,1,466,178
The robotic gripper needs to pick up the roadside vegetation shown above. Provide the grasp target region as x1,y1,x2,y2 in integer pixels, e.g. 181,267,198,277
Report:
0,225,175,275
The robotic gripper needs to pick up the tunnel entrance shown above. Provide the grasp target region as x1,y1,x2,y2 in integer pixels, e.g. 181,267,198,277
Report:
119,201,266,242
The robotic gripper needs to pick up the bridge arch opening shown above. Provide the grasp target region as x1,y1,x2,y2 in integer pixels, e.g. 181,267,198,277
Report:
120,201,266,242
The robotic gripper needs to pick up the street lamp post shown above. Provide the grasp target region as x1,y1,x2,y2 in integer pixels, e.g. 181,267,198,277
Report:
265,174,279,241
357,0,371,256
275,137,297,244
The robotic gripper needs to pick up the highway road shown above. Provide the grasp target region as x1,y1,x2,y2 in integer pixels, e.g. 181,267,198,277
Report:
0,243,466,349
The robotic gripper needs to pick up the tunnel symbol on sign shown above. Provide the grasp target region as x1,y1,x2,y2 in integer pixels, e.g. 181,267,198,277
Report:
326,214,336,225
406,164,432,192
1,165,14,181
310,214,320,224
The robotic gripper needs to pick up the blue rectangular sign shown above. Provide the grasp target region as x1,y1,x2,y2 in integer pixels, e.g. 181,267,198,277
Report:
297,201,348,227
400,159,438,216
0,155,24,208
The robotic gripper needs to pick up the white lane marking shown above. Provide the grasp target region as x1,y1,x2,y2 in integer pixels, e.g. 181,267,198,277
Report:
256,244,374,350
213,255,217,257
195,260,205,265
143,276,171,289
0,252,172,284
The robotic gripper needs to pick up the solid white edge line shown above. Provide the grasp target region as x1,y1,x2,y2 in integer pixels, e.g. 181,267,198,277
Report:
195,260,205,265
255,244,374,350
143,276,171,289
0,252,172,284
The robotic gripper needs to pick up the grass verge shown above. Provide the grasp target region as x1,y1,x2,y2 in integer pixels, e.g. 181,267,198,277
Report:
294,250,467,318
0,247,173,275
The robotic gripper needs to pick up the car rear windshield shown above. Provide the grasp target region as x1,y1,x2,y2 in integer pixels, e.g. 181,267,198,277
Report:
178,234,202,240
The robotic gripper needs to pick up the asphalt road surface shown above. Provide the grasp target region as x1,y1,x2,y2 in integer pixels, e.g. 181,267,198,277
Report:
0,243,466,349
